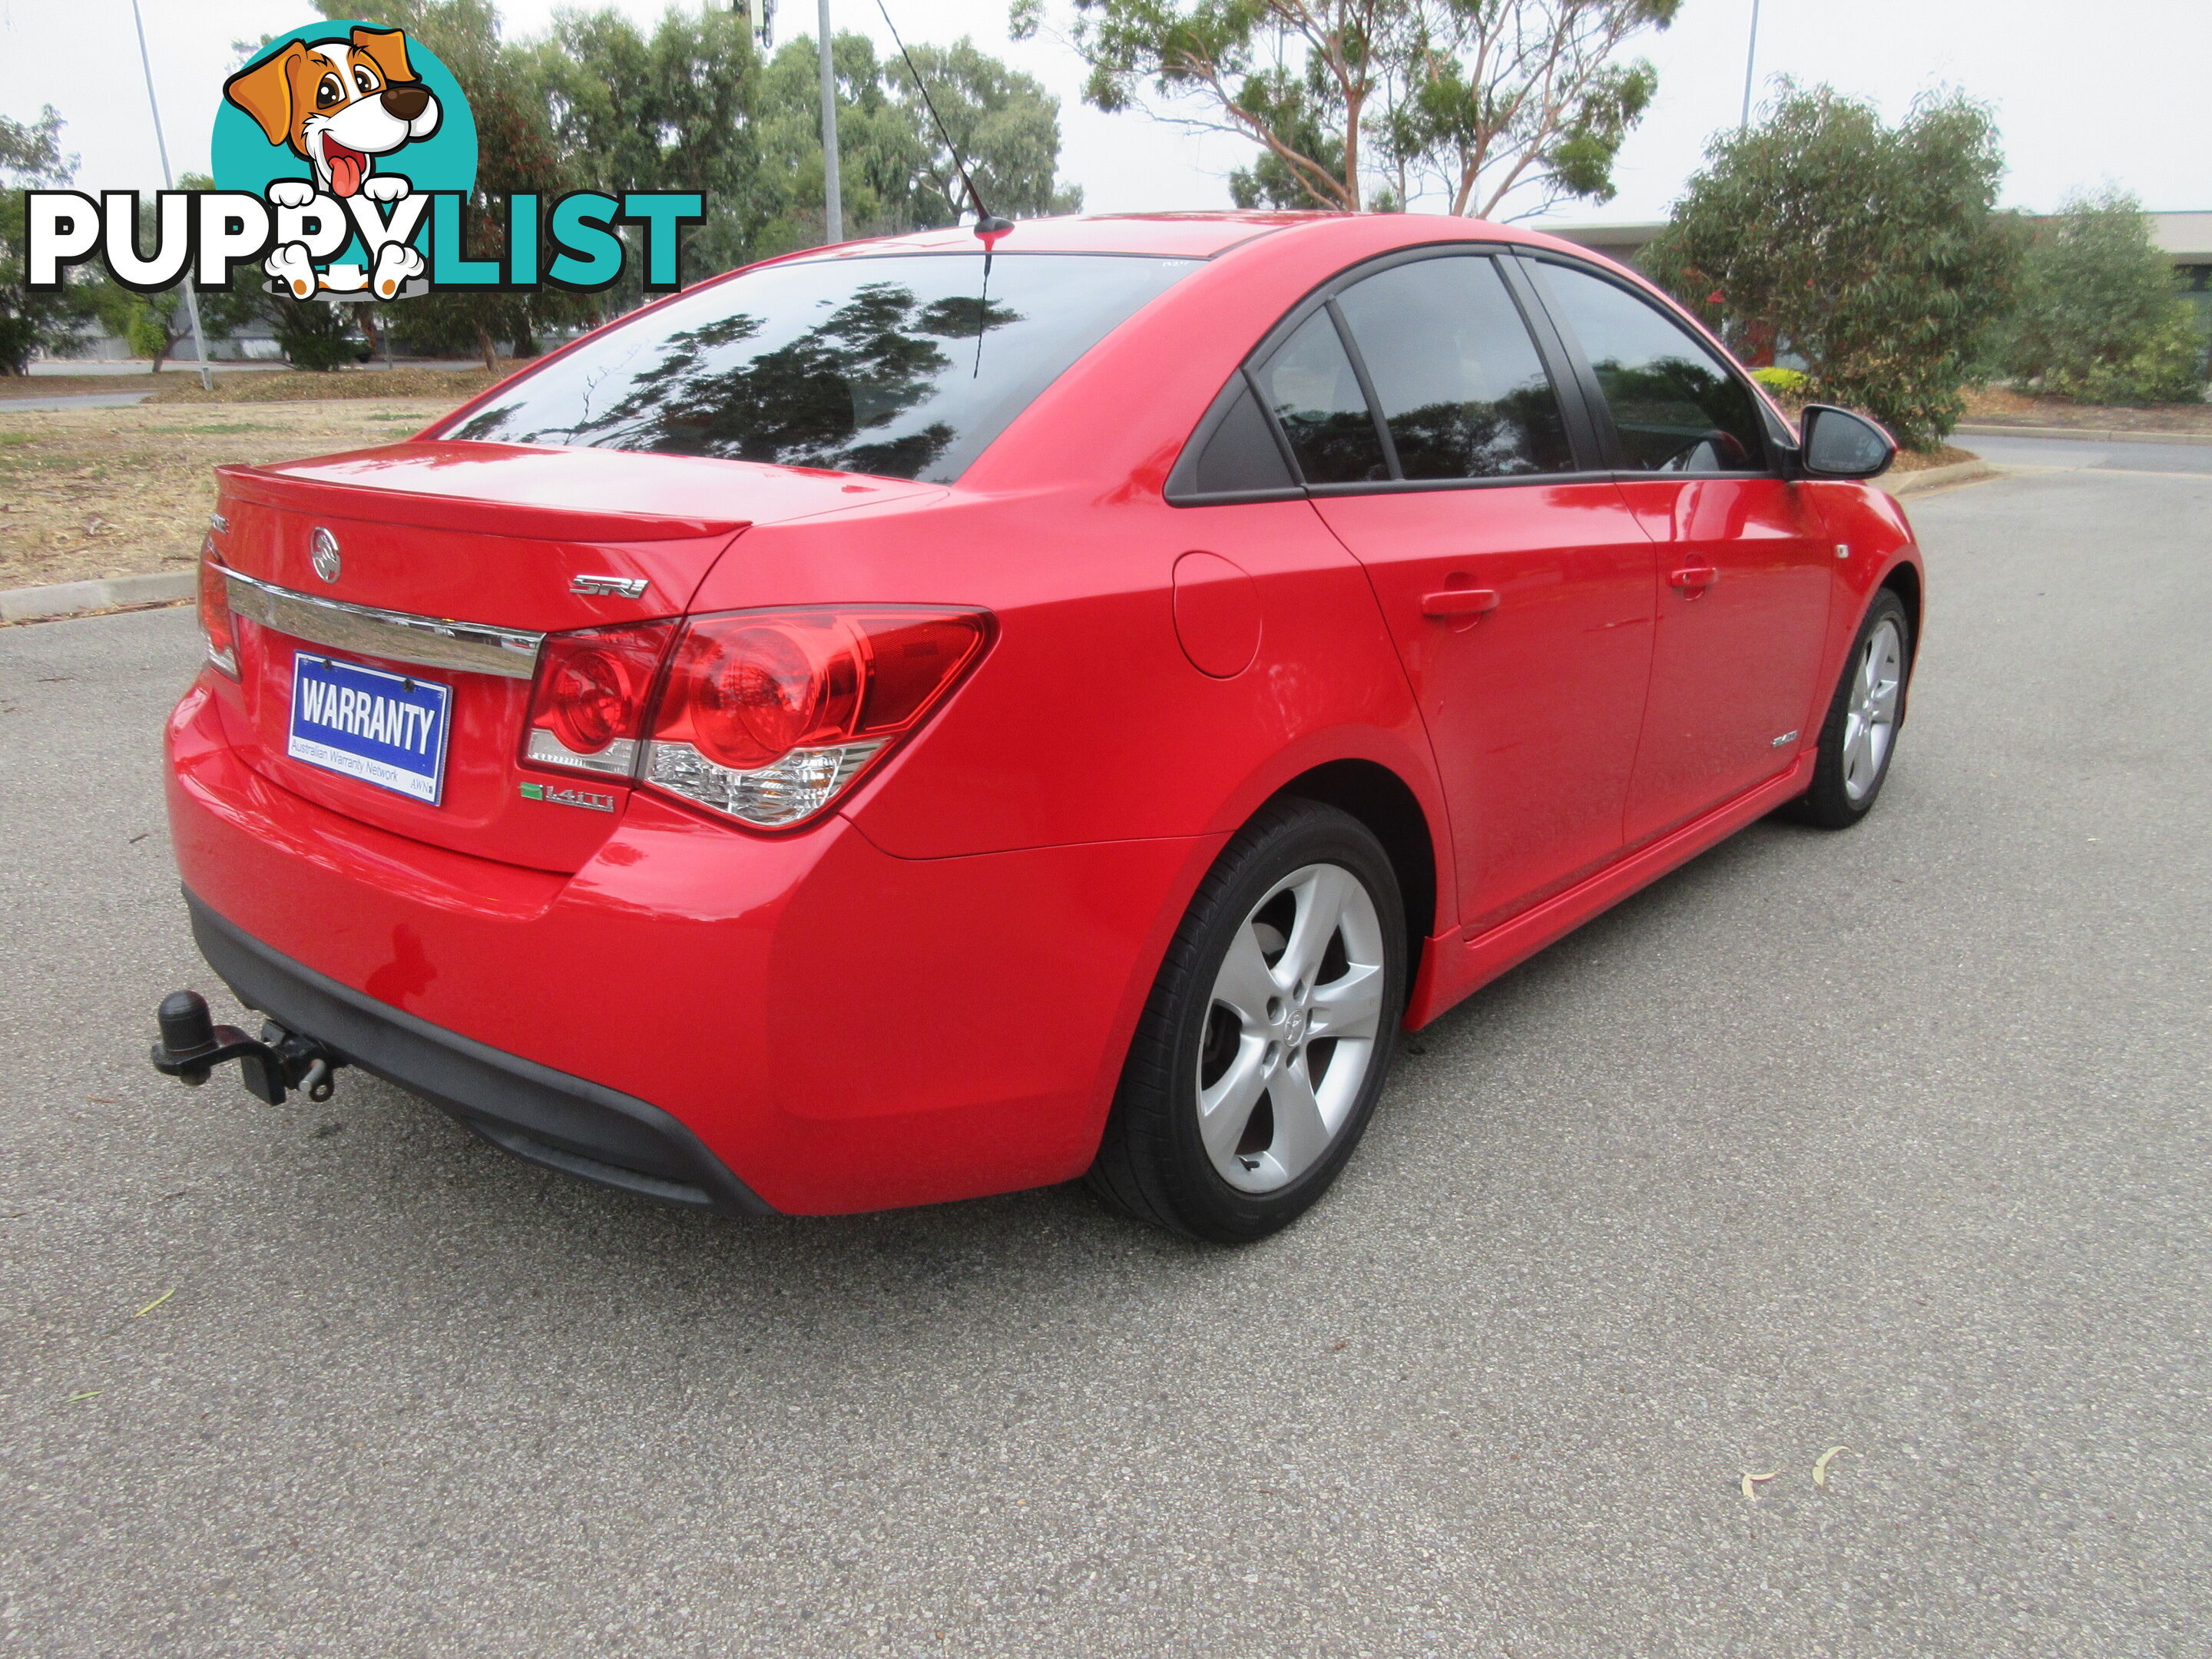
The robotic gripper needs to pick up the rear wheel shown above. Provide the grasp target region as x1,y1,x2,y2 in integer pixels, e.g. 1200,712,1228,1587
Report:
1794,589,1912,829
1088,800,1406,1243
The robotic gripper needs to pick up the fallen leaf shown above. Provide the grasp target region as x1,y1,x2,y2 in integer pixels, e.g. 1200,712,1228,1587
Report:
133,1288,177,1319
1330,1341,1347,1352
1813,1445,1851,1488
1740,1469,1782,1502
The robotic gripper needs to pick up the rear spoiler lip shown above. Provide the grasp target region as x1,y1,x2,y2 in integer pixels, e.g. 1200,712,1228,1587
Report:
214,462,752,545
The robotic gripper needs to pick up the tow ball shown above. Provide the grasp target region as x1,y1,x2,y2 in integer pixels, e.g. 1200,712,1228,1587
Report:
149,990,346,1106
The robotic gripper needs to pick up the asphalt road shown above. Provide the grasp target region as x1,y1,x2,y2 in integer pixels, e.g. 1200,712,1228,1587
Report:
3,459,2208,1657
1962,430,2212,475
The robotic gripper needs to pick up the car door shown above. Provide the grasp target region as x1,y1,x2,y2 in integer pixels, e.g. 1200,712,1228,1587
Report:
1250,250,1658,935
1524,257,1835,846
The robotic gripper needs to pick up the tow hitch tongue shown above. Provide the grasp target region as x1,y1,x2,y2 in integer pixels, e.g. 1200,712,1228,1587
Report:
149,990,345,1106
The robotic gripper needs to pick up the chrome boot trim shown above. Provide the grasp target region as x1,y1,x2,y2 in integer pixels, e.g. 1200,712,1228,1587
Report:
221,568,544,680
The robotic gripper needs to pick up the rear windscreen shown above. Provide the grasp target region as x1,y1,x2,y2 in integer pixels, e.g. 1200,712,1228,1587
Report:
441,252,1200,482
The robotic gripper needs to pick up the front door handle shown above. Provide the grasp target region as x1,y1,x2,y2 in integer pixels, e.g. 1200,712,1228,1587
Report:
1420,588,1499,619
1668,565,1720,593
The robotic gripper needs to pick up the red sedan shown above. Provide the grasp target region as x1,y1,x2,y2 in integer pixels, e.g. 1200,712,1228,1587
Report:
157,211,1919,1241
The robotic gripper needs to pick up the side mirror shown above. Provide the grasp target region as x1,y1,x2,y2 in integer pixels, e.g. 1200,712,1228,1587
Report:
1797,404,1897,480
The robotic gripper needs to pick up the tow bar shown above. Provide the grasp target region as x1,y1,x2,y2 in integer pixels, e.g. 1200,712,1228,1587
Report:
149,990,346,1106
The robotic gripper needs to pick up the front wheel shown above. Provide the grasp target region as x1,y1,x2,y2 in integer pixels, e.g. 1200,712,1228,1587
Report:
1087,800,1407,1243
1793,588,1912,829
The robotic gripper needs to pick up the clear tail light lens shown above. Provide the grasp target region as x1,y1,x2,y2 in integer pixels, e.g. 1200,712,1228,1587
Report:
198,545,239,679
644,607,991,829
521,621,677,777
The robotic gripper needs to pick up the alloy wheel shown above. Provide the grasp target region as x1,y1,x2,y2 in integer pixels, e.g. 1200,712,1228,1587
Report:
1197,863,1388,1194
1841,617,1903,803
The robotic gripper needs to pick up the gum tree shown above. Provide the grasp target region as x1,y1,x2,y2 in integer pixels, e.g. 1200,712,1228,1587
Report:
1012,0,1676,216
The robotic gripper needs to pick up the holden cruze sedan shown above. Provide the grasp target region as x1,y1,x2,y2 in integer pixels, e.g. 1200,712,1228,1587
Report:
161,211,1919,1241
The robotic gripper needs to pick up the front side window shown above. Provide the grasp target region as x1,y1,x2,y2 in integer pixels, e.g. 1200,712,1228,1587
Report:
1333,257,1574,479
1253,310,1391,485
1538,264,1766,473
442,253,1198,483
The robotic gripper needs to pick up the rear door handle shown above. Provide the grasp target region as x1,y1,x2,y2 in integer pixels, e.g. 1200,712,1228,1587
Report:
1420,588,1499,619
1668,565,1720,592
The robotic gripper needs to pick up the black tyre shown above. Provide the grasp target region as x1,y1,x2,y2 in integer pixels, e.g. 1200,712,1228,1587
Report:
1088,800,1408,1243
1792,589,1912,830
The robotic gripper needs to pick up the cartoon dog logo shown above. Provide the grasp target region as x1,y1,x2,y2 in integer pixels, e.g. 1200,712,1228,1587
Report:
223,27,439,300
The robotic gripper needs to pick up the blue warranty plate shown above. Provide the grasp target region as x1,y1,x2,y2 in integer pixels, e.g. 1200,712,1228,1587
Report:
287,652,452,805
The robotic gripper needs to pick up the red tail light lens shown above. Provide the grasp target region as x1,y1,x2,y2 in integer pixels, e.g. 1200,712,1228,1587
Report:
644,607,991,829
522,621,677,777
198,546,239,679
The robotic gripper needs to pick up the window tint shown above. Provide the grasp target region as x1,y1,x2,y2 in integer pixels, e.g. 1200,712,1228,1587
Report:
1253,310,1389,485
1185,382,1296,494
1539,264,1765,473
1334,257,1573,478
442,253,1197,482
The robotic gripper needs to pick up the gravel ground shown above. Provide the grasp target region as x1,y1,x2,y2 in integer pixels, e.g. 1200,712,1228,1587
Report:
1,459,2207,1657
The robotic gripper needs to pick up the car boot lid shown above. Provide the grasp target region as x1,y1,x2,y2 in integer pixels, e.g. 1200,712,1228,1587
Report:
217,441,940,544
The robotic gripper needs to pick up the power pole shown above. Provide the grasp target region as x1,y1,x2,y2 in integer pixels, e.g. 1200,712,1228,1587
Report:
817,0,843,243
129,0,214,391
1740,0,1761,132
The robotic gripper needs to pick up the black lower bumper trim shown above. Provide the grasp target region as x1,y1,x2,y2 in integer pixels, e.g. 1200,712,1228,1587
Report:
185,892,773,1214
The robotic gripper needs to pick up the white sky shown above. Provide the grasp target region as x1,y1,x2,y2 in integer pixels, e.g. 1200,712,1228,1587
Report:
5,0,2207,229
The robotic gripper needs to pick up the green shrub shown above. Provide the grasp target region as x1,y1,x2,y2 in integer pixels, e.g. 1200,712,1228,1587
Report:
275,329,359,373
2002,190,2204,406
1641,86,2018,451
1750,366,1809,397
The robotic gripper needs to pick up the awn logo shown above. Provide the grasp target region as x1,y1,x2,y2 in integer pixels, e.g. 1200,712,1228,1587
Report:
23,19,702,303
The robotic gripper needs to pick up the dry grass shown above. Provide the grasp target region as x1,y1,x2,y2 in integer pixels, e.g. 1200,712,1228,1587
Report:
0,400,456,591
1962,385,2212,434
0,373,177,400
145,363,526,405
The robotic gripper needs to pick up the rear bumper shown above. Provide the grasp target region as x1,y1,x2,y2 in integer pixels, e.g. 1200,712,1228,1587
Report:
165,675,1210,1215
187,892,772,1213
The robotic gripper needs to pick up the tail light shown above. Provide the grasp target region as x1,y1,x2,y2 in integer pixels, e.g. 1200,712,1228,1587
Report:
518,606,991,830
644,607,991,829
198,545,239,679
522,621,677,776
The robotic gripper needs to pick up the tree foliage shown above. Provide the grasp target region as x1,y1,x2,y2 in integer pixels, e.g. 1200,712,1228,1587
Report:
88,174,265,374
18,5,1077,370
2000,188,2204,406
0,106,95,373
313,0,584,365
1639,84,2017,451
1013,0,1672,216
1380,0,1675,217
753,33,1083,257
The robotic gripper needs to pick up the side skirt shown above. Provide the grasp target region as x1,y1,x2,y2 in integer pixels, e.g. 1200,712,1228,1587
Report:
1403,756,1813,1028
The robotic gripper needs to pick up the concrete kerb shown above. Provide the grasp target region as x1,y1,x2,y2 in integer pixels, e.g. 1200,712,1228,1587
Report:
1955,422,2212,447
0,571,194,626
1886,458,2002,498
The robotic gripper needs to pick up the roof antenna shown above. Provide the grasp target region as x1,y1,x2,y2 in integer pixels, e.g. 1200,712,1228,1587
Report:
873,0,1012,238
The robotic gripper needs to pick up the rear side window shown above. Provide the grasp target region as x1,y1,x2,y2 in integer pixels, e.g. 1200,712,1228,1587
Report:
1538,263,1766,473
1333,257,1573,479
442,253,1198,483
1253,311,1390,485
